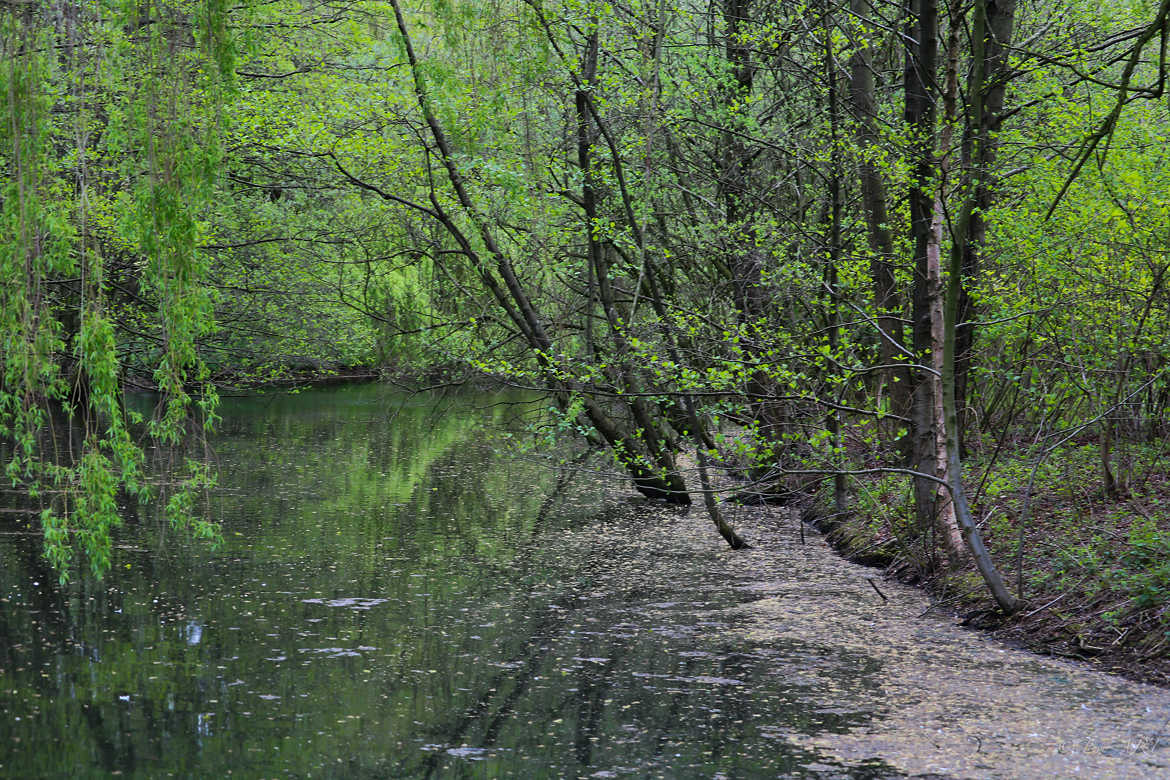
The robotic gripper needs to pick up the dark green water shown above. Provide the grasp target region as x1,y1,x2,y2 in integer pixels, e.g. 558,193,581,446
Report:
0,387,876,778
5,385,1170,779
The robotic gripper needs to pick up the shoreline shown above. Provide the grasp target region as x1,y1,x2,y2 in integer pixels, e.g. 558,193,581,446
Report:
798,476,1170,689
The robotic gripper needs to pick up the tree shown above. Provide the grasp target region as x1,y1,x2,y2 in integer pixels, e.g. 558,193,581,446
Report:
2,0,233,578
6,0,1170,601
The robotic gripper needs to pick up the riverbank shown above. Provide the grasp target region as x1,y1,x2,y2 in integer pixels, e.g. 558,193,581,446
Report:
206,363,382,391
202,362,506,394
804,440,1170,688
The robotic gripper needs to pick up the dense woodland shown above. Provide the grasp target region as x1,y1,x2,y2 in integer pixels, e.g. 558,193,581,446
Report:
4,0,1170,673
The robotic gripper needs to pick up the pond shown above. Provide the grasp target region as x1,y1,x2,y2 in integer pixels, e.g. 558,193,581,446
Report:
3,384,1170,778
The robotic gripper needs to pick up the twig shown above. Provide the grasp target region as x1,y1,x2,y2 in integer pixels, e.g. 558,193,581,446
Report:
867,577,889,603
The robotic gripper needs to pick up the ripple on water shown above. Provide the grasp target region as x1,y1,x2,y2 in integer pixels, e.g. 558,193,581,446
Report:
300,597,388,609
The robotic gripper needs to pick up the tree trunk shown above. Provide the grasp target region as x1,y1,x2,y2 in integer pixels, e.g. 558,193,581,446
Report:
715,0,788,455
827,20,849,518
849,0,910,421
940,0,1020,613
391,0,689,504
904,0,963,565
955,0,1017,449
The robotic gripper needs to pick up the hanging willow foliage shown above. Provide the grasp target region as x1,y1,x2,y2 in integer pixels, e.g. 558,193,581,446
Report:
1,0,238,580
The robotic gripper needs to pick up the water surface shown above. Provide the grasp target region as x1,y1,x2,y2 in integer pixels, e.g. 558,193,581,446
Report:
2,385,1170,778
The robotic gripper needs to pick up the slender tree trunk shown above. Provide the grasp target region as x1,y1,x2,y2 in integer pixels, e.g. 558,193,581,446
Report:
941,0,1020,612
719,0,766,317
927,197,963,557
685,395,752,549
904,0,962,565
955,0,1017,449
849,0,910,421
715,0,789,456
827,20,849,517
391,0,689,503
573,17,687,501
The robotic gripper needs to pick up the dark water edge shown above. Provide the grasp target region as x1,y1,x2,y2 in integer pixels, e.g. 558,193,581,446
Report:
3,385,1170,779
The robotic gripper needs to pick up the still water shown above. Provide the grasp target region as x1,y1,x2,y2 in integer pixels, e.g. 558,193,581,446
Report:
3,385,1170,778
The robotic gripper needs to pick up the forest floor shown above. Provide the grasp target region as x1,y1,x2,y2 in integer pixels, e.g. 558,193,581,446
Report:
810,439,1170,688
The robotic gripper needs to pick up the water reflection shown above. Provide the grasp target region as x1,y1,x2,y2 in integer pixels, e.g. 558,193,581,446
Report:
183,620,203,645
1,385,1169,778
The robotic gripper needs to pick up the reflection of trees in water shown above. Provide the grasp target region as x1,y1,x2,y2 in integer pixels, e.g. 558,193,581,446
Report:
407,452,597,778
0,537,169,775
400,492,890,777
2,386,890,778
1,387,575,777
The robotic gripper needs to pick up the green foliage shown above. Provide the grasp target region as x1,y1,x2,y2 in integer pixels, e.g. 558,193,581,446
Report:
1049,519,1170,621
1115,518,1170,610
6,0,1170,589
1,0,235,580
